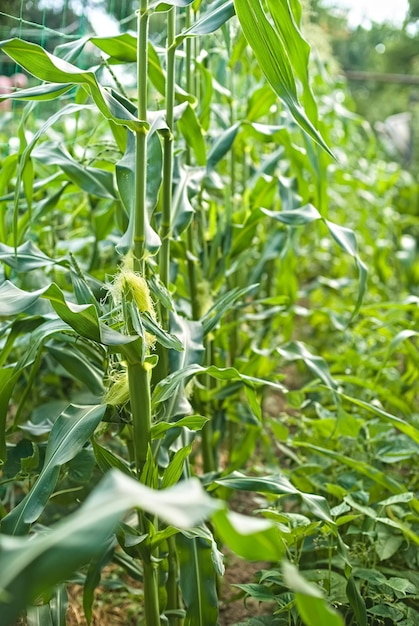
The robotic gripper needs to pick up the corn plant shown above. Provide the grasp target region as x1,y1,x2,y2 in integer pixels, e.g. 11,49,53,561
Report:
0,0,418,625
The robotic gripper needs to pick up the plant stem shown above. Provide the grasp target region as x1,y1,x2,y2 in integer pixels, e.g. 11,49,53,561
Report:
127,360,152,474
184,5,201,321
160,6,176,314
134,0,150,273
166,535,180,626
153,7,176,387
143,558,162,626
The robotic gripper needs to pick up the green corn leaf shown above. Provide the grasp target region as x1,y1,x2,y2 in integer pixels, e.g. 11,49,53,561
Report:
46,344,104,396
0,82,74,102
262,203,321,226
206,122,240,172
233,0,333,156
201,285,258,335
116,130,162,256
293,442,405,494
262,208,367,320
151,415,208,439
177,104,207,166
0,241,63,272
282,561,344,626
277,341,338,392
0,39,147,131
172,166,206,238
212,508,283,561
26,605,54,626
178,0,235,41
92,439,134,477
1,403,106,535
161,444,193,489
266,0,318,123
83,539,114,626
152,363,284,409
0,319,73,463
49,584,68,626
90,34,137,62
0,470,221,623
340,393,419,444
346,575,368,626
325,220,368,321
32,144,116,199
90,36,193,103
53,35,90,63
176,532,219,626
214,472,333,523
152,0,195,9
0,281,140,354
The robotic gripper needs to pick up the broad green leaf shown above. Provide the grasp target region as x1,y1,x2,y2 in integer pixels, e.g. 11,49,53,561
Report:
262,204,321,226
1,404,106,535
177,104,207,166
340,393,419,444
54,35,91,63
92,438,134,477
171,166,204,238
32,144,116,199
177,531,220,626
212,509,283,561
91,36,193,103
152,0,195,9
282,561,344,626
49,584,68,626
293,442,405,494
0,319,74,463
90,34,137,62
116,129,162,256
178,0,235,40
141,312,184,351
151,415,208,439
0,470,221,623
0,82,74,102
161,444,193,489
277,341,337,392
367,605,404,621
325,220,367,321
346,575,367,626
266,0,318,123
83,539,114,626
0,39,146,131
0,240,63,271
206,122,240,172
376,329,418,382
27,605,54,626
214,472,333,523
201,284,258,335
46,344,104,396
0,281,139,354
152,364,284,409
233,0,332,156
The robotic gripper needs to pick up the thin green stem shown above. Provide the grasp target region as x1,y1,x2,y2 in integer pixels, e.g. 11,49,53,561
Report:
160,6,176,303
154,7,176,386
127,361,152,475
143,558,162,626
183,5,201,320
166,535,180,626
134,1,150,273
201,338,215,473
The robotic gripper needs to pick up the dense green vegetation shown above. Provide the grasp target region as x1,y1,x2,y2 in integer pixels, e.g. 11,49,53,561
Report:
0,1,418,625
